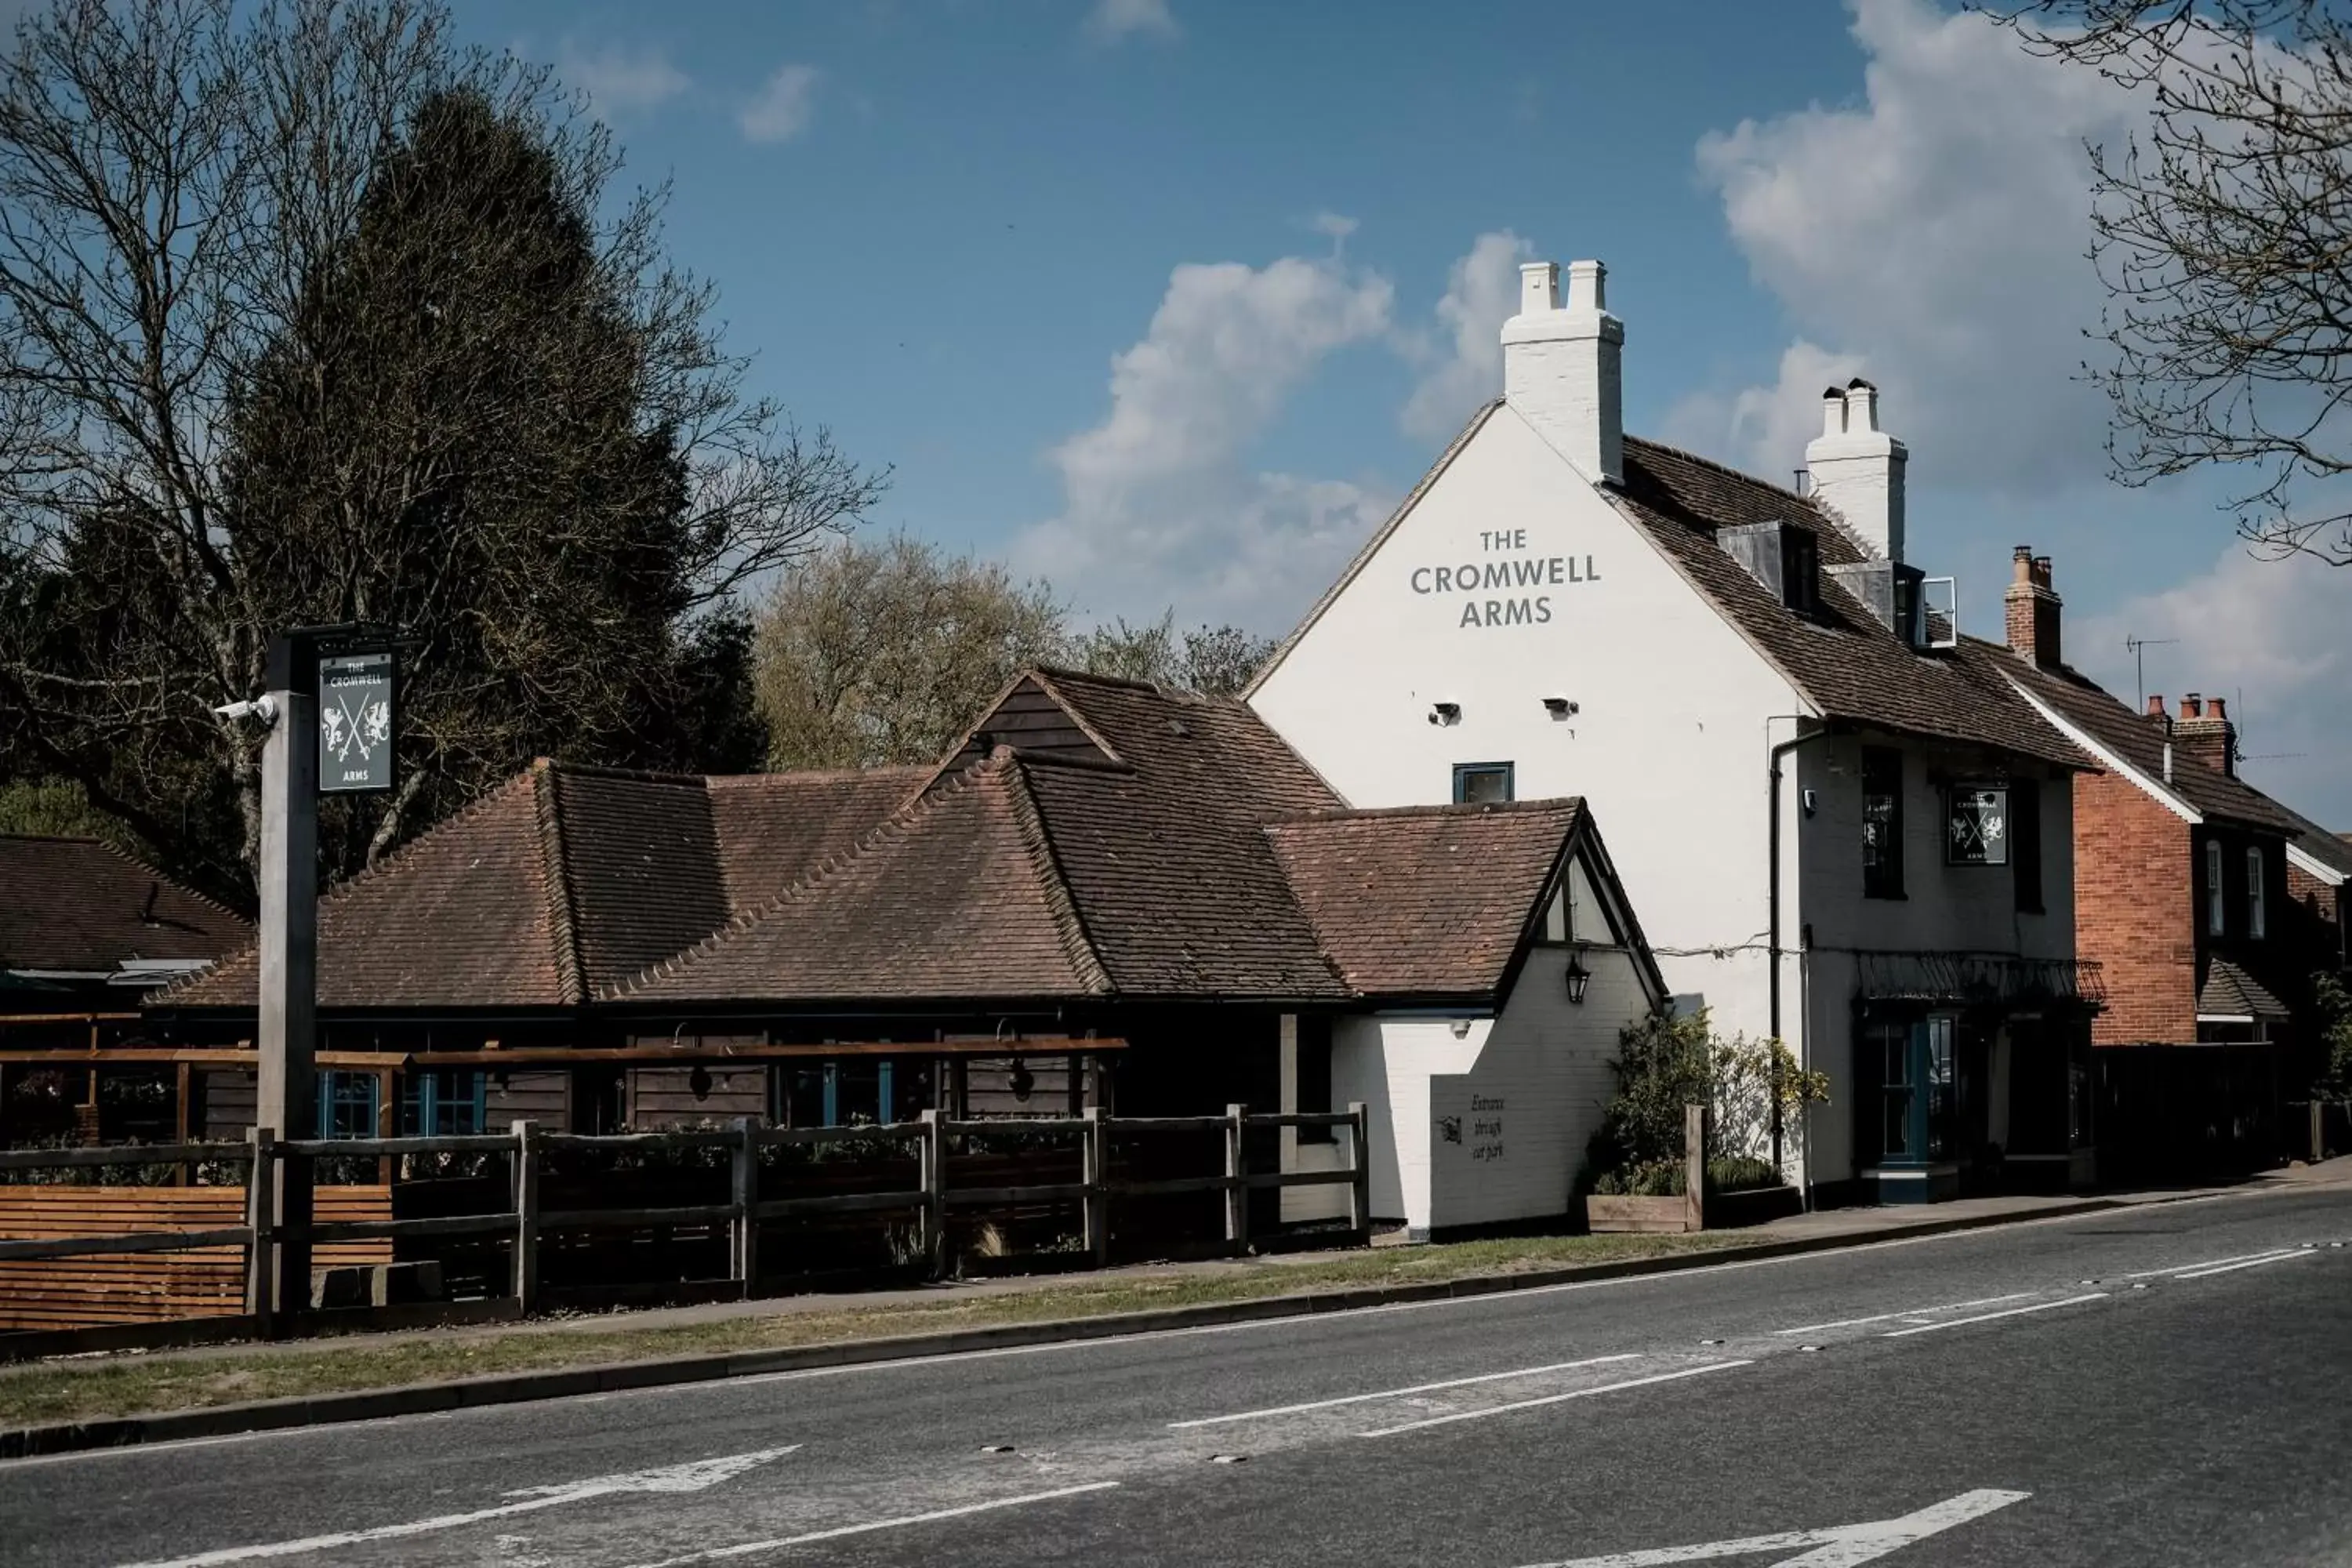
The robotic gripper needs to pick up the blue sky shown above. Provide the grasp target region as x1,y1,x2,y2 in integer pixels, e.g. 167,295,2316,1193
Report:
468,0,2350,822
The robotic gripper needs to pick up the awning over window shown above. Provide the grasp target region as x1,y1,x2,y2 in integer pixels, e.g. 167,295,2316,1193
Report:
1853,952,2106,1008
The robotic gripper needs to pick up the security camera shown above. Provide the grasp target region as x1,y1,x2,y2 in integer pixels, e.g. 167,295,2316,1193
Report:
1428,701,1461,727
211,695,278,726
1542,696,1580,718
1802,787,1819,816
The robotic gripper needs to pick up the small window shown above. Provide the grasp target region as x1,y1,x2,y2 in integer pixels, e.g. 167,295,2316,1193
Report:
1454,762,1514,804
317,1070,380,1141
1862,747,1905,899
400,1069,485,1137
2246,847,2267,939
2011,778,2043,913
2205,840,2226,935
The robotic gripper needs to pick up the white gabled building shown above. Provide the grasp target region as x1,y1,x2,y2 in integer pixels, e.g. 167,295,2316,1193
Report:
1250,259,2103,1203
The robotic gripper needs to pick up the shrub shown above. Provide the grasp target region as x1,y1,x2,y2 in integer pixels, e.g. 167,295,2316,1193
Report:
1578,1006,1829,1196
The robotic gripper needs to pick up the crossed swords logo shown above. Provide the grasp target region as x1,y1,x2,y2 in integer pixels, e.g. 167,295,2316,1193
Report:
319,692,391,765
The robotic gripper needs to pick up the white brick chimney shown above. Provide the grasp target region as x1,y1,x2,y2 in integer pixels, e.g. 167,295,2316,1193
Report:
1804,378,1907,563
1501,259,1623,486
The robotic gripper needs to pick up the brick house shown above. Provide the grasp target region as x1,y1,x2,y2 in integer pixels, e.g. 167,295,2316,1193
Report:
1990,548,2341,1174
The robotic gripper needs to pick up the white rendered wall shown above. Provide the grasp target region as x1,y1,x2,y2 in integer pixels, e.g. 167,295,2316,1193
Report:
1252,405,1807,1140
1422,942,1652,1232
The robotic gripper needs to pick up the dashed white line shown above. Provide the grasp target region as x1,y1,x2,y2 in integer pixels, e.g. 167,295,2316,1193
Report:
1357,1360,1752,1438
1879,1292,2107,1338
2169,1249,2316,1280
2122,1246,2304,1279
1771,1292,2036,1337
1167,1353,1641,1428
613,1480,1122,1567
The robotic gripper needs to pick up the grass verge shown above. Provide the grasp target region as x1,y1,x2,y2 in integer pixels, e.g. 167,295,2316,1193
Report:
0,1230,1745,1430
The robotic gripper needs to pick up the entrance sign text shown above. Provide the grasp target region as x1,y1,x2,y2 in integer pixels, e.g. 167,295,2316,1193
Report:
1409,528,1598,628
318,652,395,794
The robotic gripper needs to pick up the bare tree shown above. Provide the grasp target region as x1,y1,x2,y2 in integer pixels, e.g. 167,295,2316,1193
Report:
1070,612,1279,696
0,0,881,899
1998,0,2352,562
754,535,1065,771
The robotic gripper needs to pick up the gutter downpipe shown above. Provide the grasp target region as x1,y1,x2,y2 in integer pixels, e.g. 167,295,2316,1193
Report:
1768,714,1832,1209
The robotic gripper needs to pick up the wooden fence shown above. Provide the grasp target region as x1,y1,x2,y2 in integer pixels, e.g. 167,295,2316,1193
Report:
0,1103,1369,1334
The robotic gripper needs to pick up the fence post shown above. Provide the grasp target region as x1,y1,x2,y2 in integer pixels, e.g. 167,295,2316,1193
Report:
1082,1106,1109,1268
1347,1102,1370,1241
511,1119,539,1315
1224,1103,1249,1255
731,1116,760,1298
1684,1102,1707,1233
2314,1099,2328,1165
245,1126,277,1332
919,1109,946,1280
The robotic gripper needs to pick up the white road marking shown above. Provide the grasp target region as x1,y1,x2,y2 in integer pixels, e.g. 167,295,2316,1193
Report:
1772,1292,2035,1336
1515,1487,2031,1566
110,1446,799,1568
1879,1292,2107,1338
2169,1250,2317,1280
612,1480,1122,1566
2121,1245,2303,1279
1358,1359,1751,1438
1167,1352,1641,1428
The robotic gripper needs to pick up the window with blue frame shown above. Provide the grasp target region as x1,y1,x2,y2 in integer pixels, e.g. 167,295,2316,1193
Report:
401,1069,487,1136
1453,762,1514,804
317,1070,381,1140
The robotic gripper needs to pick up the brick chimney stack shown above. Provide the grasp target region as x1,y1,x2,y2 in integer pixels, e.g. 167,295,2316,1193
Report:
2175,692,2235,777
2004,545,2062,667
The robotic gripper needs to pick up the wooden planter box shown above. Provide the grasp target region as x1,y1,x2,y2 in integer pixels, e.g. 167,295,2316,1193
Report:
1582,1194,1697,1234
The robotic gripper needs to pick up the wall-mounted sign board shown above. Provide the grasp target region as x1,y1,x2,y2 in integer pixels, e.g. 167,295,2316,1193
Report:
318,651,395,794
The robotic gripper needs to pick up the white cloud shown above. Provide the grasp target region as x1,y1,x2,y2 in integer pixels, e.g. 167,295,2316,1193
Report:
1399,229,1530,443
739,64,821,144
1668,0,2136,492
1307,211,1359,252
555,39,691,118
1083,0,1180,45
2075,546,2352,822
1015,256,1396,627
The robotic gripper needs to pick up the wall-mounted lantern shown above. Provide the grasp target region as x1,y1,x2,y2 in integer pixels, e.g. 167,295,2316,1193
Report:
1566,949,1592,1006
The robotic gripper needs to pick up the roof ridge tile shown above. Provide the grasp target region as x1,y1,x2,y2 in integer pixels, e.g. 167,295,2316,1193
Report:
531,763,590,1006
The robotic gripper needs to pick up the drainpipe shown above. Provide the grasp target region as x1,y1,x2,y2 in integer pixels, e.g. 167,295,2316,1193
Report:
1767,716,1831,1200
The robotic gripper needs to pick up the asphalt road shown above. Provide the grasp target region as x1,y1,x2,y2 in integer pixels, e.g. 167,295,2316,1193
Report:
4,1184,2349,1568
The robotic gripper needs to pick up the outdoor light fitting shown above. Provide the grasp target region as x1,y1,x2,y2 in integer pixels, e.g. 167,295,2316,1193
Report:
1428,701,1461,727
1542,696,1580,717
1566,949,1592,1005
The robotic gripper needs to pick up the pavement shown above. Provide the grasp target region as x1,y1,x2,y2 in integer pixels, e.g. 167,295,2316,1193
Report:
4,1171,2349,1566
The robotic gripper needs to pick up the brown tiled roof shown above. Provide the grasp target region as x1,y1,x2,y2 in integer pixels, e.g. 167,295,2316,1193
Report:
2272,800,2352,879
163,761,918,1011
0,836,249,974
1613,437,2087,769
1992,650,2306,835
626,750,1110,1004
707,768,929,916
1268,800,1585,998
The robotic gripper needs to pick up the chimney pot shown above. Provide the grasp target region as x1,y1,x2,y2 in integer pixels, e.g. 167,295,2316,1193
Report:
2181,693,2202,718
2209,695,2227,720
1518,260,1559,317
1502,256,1623,486
2147,695,2165,718
2013,545,2034,582
1822,387,1848,438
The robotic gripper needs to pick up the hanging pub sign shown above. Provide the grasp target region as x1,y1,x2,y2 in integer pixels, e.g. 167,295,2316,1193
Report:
317,651,396,794
1946,784,2009,866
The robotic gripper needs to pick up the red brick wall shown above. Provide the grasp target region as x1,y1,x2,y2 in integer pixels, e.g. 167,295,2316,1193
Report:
2074,770,2198,1044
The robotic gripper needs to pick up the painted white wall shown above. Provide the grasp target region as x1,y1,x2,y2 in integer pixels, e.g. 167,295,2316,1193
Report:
1251,405,1806,1145
1252,401,2081,1192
